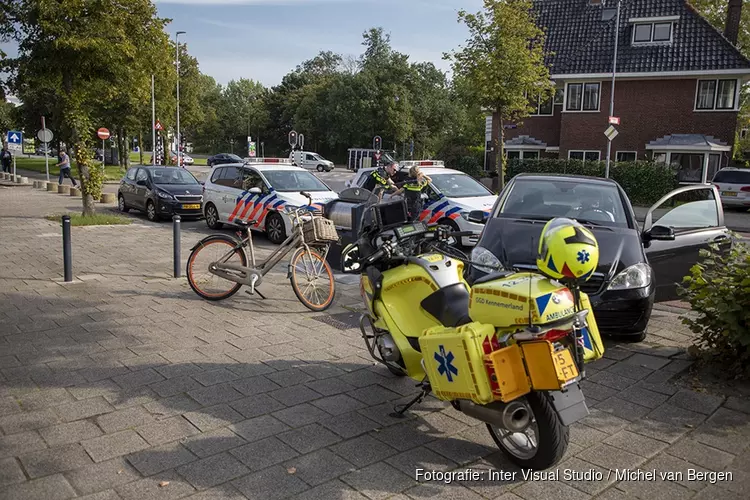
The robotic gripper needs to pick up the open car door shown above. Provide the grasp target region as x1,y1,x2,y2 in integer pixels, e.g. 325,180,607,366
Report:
642,184,731,302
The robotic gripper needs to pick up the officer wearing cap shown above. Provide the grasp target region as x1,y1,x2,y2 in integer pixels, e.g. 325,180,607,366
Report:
363,161,398,199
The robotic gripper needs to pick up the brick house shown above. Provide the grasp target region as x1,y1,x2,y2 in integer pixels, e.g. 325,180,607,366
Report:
486,0,750,183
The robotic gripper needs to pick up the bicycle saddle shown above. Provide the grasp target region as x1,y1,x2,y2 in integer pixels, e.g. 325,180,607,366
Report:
235,219,257,228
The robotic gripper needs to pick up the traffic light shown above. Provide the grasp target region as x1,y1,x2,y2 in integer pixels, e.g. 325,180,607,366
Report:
373,136,382,150
288,130,298,148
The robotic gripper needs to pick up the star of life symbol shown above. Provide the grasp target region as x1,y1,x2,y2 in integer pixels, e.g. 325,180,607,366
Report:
577,250,590,264
551,294,561,304
434,345,458,382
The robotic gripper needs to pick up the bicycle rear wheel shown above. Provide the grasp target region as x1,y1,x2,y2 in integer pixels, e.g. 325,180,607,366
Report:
187,235,248,301
289,247,335,311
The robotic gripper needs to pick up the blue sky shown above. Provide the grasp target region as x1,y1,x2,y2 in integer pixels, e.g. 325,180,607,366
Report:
153,0,483,86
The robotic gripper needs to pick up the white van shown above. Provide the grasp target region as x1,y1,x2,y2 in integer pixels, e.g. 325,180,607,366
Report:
289,151,334,172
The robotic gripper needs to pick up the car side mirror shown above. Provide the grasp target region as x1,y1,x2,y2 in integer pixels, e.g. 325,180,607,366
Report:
467,210,487,224
644,225,675,241
136,179,147,186
248,187,262,195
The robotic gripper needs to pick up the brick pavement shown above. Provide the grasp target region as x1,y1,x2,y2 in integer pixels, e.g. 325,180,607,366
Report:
1,185,749,500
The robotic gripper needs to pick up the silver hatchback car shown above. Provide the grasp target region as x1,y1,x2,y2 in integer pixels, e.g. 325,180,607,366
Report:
712,167,750,210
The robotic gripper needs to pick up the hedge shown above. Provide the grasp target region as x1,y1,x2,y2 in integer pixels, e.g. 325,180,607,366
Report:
505,159,679,206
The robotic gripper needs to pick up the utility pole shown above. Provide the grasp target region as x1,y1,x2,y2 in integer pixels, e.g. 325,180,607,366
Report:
605,0,621,179
175,31,186,168
151,74,156,166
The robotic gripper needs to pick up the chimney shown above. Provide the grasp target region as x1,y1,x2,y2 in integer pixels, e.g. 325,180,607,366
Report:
725,0,742,45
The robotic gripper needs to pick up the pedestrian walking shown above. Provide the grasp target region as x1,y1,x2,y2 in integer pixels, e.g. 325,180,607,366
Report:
56,149,78,186
1,146,11,173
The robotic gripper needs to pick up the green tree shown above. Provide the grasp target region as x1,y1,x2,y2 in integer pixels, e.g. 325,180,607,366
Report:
445,0,553,188
13,0,170,215
218,78,268,155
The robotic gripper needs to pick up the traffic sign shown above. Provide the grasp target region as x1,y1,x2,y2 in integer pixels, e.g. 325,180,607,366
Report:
97,128,110,140
154,120,163,131
7,131,22,151
604,125,619,141
37,128,54,143
248,142,256,157
608,116,620,125
288,130,298,147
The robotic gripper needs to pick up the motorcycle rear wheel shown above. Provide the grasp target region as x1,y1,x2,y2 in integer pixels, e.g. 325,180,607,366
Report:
486,392,569,470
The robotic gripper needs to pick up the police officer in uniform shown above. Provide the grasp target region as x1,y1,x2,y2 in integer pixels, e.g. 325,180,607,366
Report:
362,161,398,199
395,165,432,221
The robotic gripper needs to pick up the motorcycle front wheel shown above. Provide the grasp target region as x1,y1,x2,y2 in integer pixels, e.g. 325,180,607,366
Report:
486,392,569,470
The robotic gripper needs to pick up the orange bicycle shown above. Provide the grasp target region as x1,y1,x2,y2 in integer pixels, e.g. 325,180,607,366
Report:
186,191,337,311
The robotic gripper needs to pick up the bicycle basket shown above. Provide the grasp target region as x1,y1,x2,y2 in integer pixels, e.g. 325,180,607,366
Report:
303,217,339,243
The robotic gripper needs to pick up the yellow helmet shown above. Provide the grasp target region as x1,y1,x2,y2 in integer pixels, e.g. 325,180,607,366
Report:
536,218,599,282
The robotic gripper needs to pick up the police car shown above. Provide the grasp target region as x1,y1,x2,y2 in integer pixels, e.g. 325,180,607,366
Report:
202,158,339,244
345,160,496,246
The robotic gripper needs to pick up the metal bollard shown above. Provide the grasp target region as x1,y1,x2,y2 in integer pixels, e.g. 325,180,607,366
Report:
62,215,72,282
173,215,181,278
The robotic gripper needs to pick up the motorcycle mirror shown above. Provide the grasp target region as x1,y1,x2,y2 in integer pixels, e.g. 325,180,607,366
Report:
340,244,362,274
446,236,457,246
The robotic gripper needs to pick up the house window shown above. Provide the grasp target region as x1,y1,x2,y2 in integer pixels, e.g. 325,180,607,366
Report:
696,79,737,110
616,151,637,162
506,150,541,160
741,128,748,140
529,95,554,116
632,22,672,44
554,89,564,105
566,83,600,112
569,150,601,161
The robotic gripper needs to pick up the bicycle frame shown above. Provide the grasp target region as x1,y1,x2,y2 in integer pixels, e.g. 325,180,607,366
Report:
209,206,330,287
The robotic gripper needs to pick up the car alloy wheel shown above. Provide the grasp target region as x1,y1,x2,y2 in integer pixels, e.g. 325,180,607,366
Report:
146,201,158,221
118,195,128,212
205,204,222,229
266,212,286,244
317,165,324,172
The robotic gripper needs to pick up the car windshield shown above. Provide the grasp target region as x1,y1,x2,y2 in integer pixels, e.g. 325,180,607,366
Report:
227,154,243,162
150,168,199,185
499,178,629,227
312,154,325,161
262,170,331,192
713,169,750,184
430,173,492,198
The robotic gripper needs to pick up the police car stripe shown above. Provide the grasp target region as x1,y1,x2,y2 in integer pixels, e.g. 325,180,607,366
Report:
237,193,260,220
445,206,461,217
246,193,273,222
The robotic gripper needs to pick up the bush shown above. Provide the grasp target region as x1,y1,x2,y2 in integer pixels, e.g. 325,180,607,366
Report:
506,159,678,205
452,155,483,179
679,239,750,379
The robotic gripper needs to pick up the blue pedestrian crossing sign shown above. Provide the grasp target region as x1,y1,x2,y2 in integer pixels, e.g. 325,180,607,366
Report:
7,131,22,152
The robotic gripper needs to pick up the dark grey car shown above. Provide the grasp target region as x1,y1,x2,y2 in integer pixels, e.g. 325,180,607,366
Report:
118,166,203,222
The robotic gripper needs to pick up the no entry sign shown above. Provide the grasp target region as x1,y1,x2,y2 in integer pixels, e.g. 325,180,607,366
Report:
97,128,110,140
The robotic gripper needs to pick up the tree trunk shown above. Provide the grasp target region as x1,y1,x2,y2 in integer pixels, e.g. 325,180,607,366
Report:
139,131,143,166
75,142,97,216
491,109,504,192
498,113,506,191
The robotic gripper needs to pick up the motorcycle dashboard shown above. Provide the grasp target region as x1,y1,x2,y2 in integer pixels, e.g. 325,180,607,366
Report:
394,222,427,240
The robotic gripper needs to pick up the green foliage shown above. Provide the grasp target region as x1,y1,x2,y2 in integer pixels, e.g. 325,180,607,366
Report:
506,159,679,205
446,0,552,185
679,240,750,379
452,156,484,179
46,213,132,226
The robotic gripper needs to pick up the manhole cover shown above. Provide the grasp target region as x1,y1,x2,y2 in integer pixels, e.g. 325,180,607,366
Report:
311,312,361,330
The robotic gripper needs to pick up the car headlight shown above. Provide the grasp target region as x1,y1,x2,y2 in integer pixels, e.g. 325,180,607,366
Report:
607,263,652,290
156,190,173,200
460,211,472,221
470,246,503,274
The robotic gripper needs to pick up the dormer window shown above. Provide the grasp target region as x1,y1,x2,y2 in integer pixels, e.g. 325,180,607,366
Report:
633,22,673,44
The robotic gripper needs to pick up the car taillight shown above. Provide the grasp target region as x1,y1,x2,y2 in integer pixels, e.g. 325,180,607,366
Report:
542,329,570,342
741,186,750,192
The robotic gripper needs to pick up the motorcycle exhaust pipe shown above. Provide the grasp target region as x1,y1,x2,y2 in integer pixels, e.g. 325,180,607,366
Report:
455,399,532,433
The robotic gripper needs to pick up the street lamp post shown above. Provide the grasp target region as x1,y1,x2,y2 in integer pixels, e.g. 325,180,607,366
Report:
604,1,621,179
175,31,186,168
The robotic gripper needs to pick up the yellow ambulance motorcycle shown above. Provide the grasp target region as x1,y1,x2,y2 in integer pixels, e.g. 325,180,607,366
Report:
340,199,605,470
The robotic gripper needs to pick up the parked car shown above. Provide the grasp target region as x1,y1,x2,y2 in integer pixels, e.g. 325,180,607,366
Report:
289,150,334,172
347,161,495,246
118,166,203,222
207,153,243,166
466,174,731,340
36,147,57,156
202,158,339,244
173,151,194,166
712,167,750,210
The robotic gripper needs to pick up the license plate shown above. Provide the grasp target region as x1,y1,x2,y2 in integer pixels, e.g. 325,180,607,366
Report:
553,348,579,382
722,191,738,197
182,204,201,209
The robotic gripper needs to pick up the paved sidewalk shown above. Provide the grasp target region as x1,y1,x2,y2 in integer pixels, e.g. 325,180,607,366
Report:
1,186,749,500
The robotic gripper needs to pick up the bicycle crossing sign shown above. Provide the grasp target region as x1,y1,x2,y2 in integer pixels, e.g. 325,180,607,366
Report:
7,131,22,152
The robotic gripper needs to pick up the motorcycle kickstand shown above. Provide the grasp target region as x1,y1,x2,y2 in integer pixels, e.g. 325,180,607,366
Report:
390,383,431,418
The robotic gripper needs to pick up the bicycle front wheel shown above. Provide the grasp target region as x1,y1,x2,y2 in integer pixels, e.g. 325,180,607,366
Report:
187,235,248,301
289,247,335,312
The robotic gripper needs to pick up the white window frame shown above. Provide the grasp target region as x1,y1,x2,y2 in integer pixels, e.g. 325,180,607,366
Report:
568,150,601,161
615,151,638,162
631,21,673,45
553,88,565,105
563,82,602,113
527,93,554,116
506,148,542,160
694,78,740,112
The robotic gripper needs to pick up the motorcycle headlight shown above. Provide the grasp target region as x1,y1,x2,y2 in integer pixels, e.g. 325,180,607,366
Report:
607,263,652,290
156,190,173,200
471,246,503,274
